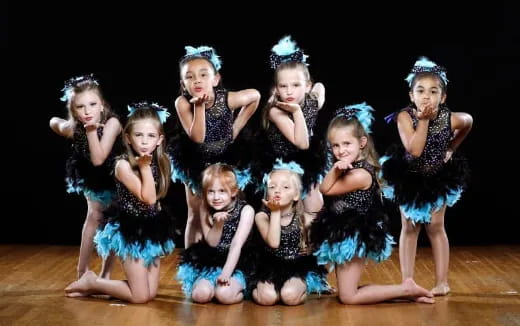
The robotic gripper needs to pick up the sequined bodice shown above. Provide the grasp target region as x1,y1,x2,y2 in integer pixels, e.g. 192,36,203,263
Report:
328,160,378,215
267,93,319,156
267,212,301,260
116,159,160,218
198,88,233,158
405,106,453,174
216,200,246,252
72,127,104,159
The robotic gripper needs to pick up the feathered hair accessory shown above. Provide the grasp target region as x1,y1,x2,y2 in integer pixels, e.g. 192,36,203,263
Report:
127,101,171,124
183,45,222,71
259,159,305,194
333,102,375,134
269,36,308,69
405,56,448,87
60,74,99,102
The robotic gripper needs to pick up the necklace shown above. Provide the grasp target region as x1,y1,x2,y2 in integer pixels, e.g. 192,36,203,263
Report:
281,211,295,218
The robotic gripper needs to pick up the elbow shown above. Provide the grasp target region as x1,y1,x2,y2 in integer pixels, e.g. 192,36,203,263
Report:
407,150,422,158
142,196,157,205
91,159,104,167
267,240,280,249
296,141,309,150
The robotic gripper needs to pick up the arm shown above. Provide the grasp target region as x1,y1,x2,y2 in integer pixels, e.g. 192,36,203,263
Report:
218,205,255,284
449,112,473,152
310,82,325,109
255,202,282,249
320,166,372,196
49,117,74,138
115,156,157,205
85,117,122,166
397,110,429,157
269,104,309,149
175,95,206,143
204,211,227,247
229,89,260,140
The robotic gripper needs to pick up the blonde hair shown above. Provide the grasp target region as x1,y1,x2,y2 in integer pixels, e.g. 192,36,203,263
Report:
123,107,171,199
201,163,239,199
266,169,309,251
327,116,382,185
261,61,312,130
65,79,115,131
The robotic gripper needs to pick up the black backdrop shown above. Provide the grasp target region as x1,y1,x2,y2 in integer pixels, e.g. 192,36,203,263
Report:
4,2,518,246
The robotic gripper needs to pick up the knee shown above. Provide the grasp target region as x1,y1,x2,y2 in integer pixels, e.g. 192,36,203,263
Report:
129,292,151,304
253,287,278,306
401,221,420,235
338,292,358,305
426,221,445,236
280,287,305,306
192,285,214,303
215,286,242,305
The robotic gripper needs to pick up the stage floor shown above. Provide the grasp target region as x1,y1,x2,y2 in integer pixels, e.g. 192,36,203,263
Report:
1,245,519,326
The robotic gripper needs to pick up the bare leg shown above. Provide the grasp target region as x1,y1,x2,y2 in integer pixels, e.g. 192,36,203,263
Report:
280,277,307,306
253,281,279,306
147,259,160,299
303,184,323,226
425,205,450,296
77,198,104,279
214,277,244,304
336,258,434,304
100,253,116,279
191,279,215,303
399,210,422,281
65,258,155,304
184,185,203,248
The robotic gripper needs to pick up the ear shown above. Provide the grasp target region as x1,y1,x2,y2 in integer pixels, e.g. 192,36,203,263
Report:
409,91,414,103
157,134,164,146
292,192,300,202
360,136,368,149
180,80,186,92
124,133,131,145
441,93,447,104
231,188,239,198
212,73,221,87
305,81,312,93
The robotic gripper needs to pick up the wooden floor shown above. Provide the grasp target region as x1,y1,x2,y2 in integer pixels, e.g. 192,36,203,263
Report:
0,245,519,326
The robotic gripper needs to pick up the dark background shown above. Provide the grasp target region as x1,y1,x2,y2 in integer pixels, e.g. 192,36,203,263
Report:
4,2,519,246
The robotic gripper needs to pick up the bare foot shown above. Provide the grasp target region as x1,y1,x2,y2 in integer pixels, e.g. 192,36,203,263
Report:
65,271,97,297
77,268,89,280
432,284,450,296
402,278,434,304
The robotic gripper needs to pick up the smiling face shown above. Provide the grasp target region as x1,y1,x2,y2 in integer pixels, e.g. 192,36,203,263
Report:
71,90,104,125
180,58,220,97
205,177,236,211
328,125,367,164
125,118,163,156
275,67,310,105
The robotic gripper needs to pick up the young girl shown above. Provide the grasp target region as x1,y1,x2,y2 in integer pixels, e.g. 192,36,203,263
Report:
253,161,329,306
65,102,176,303
255,35,327,227
170,45,260,248
312,103,434,304
49,74,121,279
176,163,255,304
381,57,473,296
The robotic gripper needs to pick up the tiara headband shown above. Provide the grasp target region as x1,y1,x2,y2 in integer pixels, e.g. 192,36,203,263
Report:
60,74,99,102
183,45,222,71
405,56,448,87
333,102,375,134
269,36,308,69
127,101,170,124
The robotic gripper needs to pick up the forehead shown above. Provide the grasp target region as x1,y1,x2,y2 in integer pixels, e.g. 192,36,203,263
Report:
413,76,442,88
182,58,214,74
73,90,101,103
329,126,356,142
131,119,159,132
269,170,292,183
277,68,307,83
208,177,229,189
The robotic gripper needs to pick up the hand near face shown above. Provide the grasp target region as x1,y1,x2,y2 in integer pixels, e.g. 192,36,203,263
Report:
262,198,282,213
84,122,104,132
189,93,209,107
136,154,152,168
212,211,229,225
276,101,301,114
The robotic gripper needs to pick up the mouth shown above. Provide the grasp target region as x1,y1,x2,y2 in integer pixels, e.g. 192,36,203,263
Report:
194,87,204,93
286,97,295,102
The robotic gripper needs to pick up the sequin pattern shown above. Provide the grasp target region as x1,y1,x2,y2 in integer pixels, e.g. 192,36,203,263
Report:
405,106,453,175
329,160,378,215
216,200,246,252
73,127,104,159
267,93,319,156
266,212,301,260
116,159,160,219
198,88,233,159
